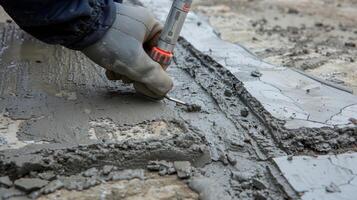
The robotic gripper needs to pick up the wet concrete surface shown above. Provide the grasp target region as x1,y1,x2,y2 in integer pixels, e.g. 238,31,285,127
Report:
140,0,357,130
0,0,356,199
274,153,357,200
0,19,287,200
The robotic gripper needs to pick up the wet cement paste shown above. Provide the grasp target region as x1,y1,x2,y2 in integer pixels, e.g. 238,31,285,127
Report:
0,3,356,200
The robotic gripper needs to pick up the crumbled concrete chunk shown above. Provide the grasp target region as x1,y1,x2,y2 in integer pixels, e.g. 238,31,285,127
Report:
109,169,145,181
102,165,117,175
41,180,64,194
231,171,251,182
325,182,341,193
0,176,13,187
174,161,192,179
227,152,237,165
147,161,176,176
0,187,24,199
251,70,262,77
14,178,49,192
240,108,249,117
252,179,267,190
38,172,56,181
83,168,99,177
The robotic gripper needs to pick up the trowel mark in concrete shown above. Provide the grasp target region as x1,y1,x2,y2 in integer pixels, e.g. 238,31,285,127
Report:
0,113,47,151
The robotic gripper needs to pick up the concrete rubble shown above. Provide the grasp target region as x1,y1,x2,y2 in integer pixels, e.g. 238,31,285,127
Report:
0,0,356,199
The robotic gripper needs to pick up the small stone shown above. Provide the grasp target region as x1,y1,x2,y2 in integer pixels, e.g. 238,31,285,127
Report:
14,178,49,193
224,90,232,97
41,180,64,194
186,104,202,112
83,168,98,177
197,22,202,26
243,137,251,144
315,22,324,27
252,179,267,190
251,70,262,77
110,169,145,181
102,165,117,175
38,172,56,181
227,153,237,166
287,8,299,14
349,118,357,125
325,182,341,193
219,154,229,166
254,191,267,200
345,42,356,48
174,161,192,179
147,161,160,171
287,155,293,161
231,171,251,182
158,168,168,176
0,187,24,199
240,108,249,117
0,176,13,187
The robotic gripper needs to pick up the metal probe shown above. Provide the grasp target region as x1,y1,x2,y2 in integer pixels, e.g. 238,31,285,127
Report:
149,0,197,111
165,96,201,112
165,95,189,106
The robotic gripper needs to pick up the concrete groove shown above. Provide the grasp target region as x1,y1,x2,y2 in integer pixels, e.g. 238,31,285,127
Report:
176,38,289,156
174,39,297,198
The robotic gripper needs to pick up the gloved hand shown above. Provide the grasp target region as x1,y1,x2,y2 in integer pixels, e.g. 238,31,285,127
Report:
82,3,173,99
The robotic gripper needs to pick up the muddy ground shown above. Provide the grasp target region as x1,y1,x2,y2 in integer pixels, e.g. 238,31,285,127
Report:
192,0,357,93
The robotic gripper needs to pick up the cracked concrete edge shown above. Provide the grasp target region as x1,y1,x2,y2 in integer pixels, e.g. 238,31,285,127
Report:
266,162,301,199
139,0,357,129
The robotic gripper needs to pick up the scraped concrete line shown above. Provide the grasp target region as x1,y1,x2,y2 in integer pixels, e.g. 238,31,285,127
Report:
140,0,357,129
274,153,357,200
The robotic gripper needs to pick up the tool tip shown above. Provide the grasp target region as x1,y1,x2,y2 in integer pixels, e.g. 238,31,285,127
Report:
185,104,202,112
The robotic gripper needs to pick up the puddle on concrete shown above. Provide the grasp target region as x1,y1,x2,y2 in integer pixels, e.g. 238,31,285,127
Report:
89,120,183,142
38,173,198,200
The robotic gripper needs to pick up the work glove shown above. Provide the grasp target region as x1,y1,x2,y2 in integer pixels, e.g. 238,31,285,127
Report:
82,3,173,99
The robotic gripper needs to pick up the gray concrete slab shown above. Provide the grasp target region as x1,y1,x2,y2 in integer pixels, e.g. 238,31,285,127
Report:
274,153,357,200
0,17,287,199
140,0,357,129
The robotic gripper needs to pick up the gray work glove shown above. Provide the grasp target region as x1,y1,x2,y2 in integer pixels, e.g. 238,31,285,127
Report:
82,3,173,99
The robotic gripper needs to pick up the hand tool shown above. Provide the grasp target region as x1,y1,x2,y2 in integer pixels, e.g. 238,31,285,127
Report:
150,0,193,66
149,0,197,110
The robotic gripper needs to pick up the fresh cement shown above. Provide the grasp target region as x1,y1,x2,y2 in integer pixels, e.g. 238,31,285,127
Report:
0,7,356,200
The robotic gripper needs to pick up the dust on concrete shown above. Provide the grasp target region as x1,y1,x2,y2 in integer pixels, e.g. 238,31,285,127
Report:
192,0,357,93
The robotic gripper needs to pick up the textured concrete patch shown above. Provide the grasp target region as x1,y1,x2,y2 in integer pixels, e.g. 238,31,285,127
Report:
274,153,357,200
38,174,198,200
89,120,182,141
0,114,48,151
